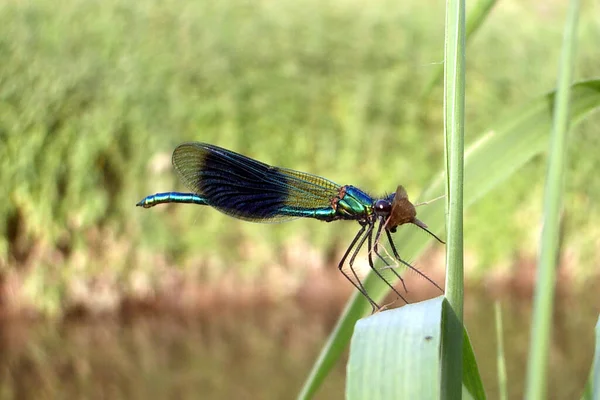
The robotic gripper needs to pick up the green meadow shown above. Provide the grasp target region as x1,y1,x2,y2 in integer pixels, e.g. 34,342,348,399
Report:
1,0,599,315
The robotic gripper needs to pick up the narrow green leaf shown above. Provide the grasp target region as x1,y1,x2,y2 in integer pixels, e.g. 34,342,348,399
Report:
442,0,466,395
581,315,600,400
441,298,465,398
525,1,580,399
422,0,497,96
495,303,508,400
592,317,600,400
443,0,466,319
462,327,486,399
298,79,600,400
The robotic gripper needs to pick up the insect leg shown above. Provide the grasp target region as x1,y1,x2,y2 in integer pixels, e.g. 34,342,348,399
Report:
367,223,409,304
385,230,444,293
338,225,379,311
372,218,409,294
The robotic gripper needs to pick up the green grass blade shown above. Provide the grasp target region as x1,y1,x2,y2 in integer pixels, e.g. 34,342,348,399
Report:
297,79,600,399
495,302,508,400
442,0,466,396
443,0,466,321
592,317,600,400
462,326,486,399
422,0,497,96
525,1,580,399
581,316,600,400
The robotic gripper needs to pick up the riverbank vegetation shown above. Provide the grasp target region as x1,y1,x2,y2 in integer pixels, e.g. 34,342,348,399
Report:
1,0,599,317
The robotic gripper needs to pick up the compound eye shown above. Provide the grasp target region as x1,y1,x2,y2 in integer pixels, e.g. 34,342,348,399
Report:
374,199,392,214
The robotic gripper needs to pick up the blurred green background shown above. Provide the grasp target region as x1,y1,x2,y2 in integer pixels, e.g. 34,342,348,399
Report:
0,0,599,398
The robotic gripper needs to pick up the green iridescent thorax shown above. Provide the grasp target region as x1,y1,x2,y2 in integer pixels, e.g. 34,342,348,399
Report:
334,186,374,219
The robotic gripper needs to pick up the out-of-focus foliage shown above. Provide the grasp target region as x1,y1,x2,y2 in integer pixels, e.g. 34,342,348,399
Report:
0,0,598,313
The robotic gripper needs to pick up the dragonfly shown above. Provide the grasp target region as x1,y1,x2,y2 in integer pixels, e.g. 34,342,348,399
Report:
137,142,444,310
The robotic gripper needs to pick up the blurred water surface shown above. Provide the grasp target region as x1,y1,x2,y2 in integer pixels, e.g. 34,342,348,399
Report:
1,283,598,400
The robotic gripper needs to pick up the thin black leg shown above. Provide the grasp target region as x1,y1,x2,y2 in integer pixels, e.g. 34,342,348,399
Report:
367,223,409,305
338,225,379,311
385,230,444,293
372,218,409,294
371,219,391,266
